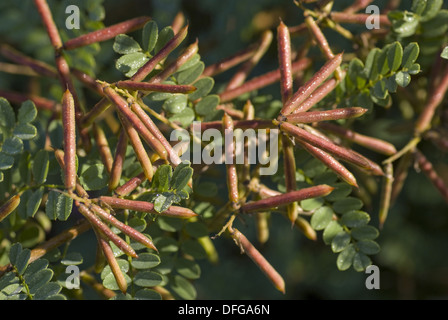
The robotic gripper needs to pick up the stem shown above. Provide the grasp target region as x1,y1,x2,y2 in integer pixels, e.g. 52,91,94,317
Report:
379,162,393,229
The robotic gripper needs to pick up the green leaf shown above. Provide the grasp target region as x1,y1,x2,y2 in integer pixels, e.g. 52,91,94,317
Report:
168,107,195,128
171,165,193,191
389,11,419,37
352,252,372,272
0,152,14,170
153,192,178,213
395,71,411,87
61,252,83,266
325,183,353,201
153,237,179,254
170,275,197,300
9,243,30,275
142,21,158,53
0,98,15,130
175,258,201,279
372,79,388,100
154,26,174,54
441,46,448,59
133,270,163,287
331,231,351,253
131,253,161,269
24,259,48,277
356,240,380,255
163,94,188,114
113,34,141,54
177,54,201,72
301,197,324,211
336,244,356,271
32,150,49,184
310,206,334,231
101,259,129,280
33,282,62,300
323,220,343,245
2,136,23,155
80,163,108,191
340,210,371,228
363,48,381,81
17,100,37,124
26,187,44,218
408,63,420,75
387,42,403,72
420,0,443,21
45,190,73,221
152,164,172,192
181,239,207,259
177,62,205,85
402,42,420,69
195,94,220,116
189,77,214,101
350,225,379,240
333,197,363,214
115,52,150,78
102,273,131,291
13,123,37,140
27,269,53,294
134,288,162,300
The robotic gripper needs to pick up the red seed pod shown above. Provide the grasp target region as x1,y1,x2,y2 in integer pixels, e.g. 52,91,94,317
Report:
62,89,77,192
241,185,334,213
232,228,285,293
222,113,240,207
0,194,21,223
116,81,196,94
109,130,128,191
286,107,367,124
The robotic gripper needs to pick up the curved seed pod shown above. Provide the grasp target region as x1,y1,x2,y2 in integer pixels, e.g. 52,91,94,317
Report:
281,53,342,115
114,172,146,197
96,230,128,294
222,113,239,207
93,123,113,174
0,194,21,222
63,16,150,50
294,216,317,241
282,135,299,223
98,196,198,218
77,203,138,258
241,185,334,213
256,212,270,245
285,107,367,124
231,228,285,293
90,204,157,252
414,150,448,203
291,76,342,114
219,58,311,103
117,111,154,182
62,89,77,192
300,141,358,187
109,130,128,191
277,20,293,103
131,25,188,82
116,81,196,94
305,15,334,60
33,0,63,49
379,162,394,229
317,122,397,156
279,121,384,175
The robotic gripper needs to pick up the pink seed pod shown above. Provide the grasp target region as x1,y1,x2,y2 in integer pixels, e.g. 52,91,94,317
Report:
0,194,21,223
62,89,77,192
222,113,240,207
285,107,368,124
109,130,128,191
231,228,285,294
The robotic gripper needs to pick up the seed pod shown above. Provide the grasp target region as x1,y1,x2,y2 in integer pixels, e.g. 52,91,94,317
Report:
281,53,342,115
330,12,391,26
114,172,146,197
77,203,138,258
379,162,394,229
54,149,89,198
241,185,334,213
117,111,154,182
90,204,157,252
317,122,397,156
279,121,384,175
63,16,150,50
282,135,299,223
33,0,63,50
285,107,367,124
305,15,334,60
62,89,77,192
219,58,311,103
109,130,128,191
93,123,113,174
0,194,21,222
222,113,239,207
295,216,317,241
96,230,128,294
300,141,358,187
277,20,293,103
255,212,270,245
131,25,188,82
116,81,196,94
232,228,285,293
414,150,448,203
98,196,198,219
